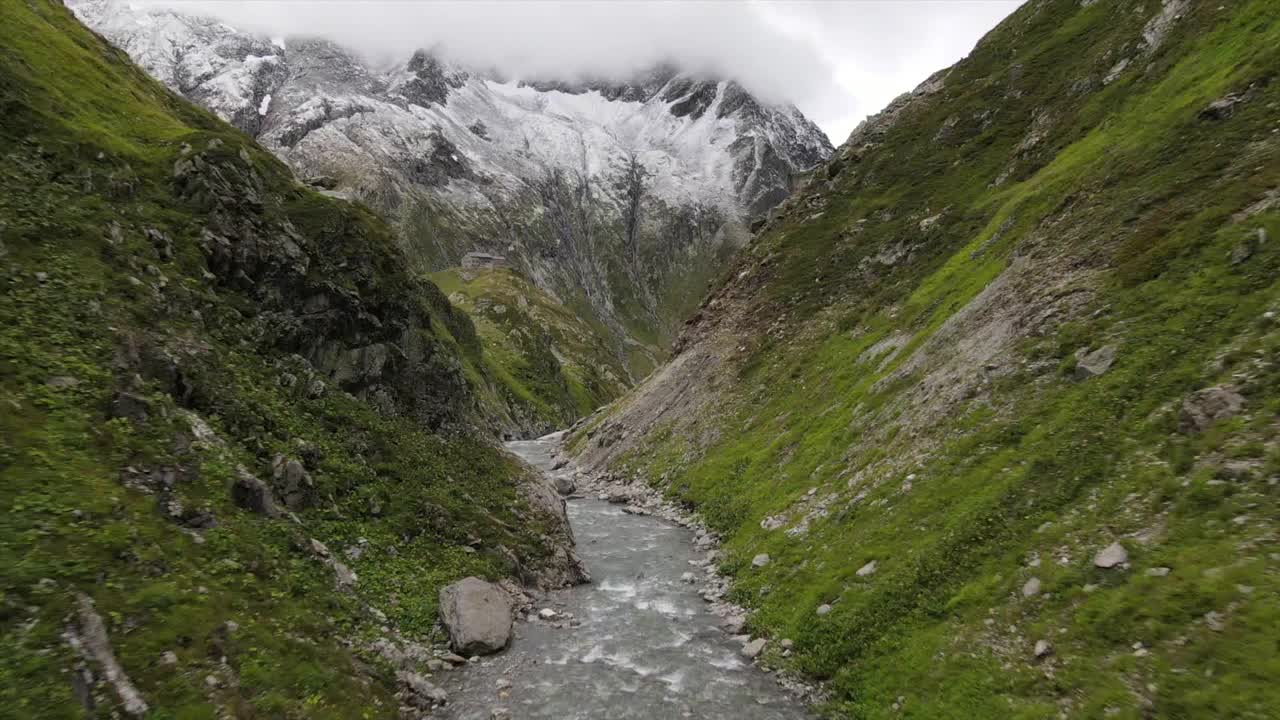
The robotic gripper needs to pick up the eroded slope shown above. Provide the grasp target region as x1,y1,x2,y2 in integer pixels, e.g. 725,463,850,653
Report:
575,1,1280,716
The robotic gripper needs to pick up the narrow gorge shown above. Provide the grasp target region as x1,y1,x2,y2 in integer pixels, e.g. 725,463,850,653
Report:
3,0,1278,718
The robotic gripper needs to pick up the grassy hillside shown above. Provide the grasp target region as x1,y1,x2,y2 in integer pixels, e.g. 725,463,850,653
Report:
0,2,580,717
578,0,1280,717
431,268,631,433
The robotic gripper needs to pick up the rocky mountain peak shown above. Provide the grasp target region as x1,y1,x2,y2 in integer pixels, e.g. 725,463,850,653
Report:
70,0,833,379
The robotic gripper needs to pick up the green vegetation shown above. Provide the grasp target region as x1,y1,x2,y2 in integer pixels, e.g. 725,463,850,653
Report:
593,1,1280,716
430,268,630,431
0,2,572,716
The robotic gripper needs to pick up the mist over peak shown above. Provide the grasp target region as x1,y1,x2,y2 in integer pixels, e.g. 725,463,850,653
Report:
122,0,1018,143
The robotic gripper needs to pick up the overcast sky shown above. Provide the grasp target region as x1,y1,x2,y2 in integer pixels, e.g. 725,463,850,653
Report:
146,0,1021,143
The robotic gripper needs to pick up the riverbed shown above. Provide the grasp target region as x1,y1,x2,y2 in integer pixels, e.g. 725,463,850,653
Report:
435,435,807,719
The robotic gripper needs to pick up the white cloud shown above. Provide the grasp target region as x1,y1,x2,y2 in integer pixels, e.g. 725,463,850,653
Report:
142,0,1021,143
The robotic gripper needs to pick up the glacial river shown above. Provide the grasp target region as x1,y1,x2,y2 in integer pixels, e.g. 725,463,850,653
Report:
436,434,808,719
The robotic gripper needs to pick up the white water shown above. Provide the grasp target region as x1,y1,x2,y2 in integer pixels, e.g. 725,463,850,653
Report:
436,435,808,719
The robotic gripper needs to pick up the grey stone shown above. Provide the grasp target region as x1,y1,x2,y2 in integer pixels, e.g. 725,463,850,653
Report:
1093,542,1128,569
816,604,833,616
553,475,576,496
438,577,513,655
856,560,878,577
751,553,771,568
1074,344,1118,380
66,594,149,716
1146,567,1171,577
1033,639,1052,658
1022,577,1042,597
271,454,314,511
1179,385,1245,433
397,671,447,708
230,470,280,516
1204,611,1226,632
741,638,767,659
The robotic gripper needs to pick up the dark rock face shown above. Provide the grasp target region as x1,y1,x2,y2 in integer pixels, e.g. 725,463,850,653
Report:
231,470,280,516
173,141,475,430
666,79,720,119
400,50,469,107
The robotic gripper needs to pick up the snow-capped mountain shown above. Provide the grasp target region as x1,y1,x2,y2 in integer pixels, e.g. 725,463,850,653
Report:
71,0,833,374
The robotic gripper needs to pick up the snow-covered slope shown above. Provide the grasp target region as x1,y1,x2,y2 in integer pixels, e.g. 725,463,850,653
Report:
71,0,832,376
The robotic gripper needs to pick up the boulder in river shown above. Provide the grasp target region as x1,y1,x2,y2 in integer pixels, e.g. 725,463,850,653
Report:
438,577,513,655
553,475,576,496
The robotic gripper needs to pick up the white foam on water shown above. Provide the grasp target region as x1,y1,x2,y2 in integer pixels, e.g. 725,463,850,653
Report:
600,579,639,598
707,654,744,670
664,628,693,648
659,670,687,692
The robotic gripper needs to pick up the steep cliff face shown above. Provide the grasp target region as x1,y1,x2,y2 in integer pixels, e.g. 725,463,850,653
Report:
574,0,1280,715
69,0,834,381
0,2,583,716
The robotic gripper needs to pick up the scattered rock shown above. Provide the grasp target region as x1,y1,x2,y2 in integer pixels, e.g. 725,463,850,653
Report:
538,608,558,620
721,615,747,634
159,651,178,666
1179,385,1245,433
63,594,149,716
1074,344,1118,380
1199,94,1243,121
45,376,80,389
816,604,833,616
1033,640,1052,658
751,553,771,568
741,638,767,659
681,571,697,584
107,391,151,424
780,639,794,650
270,454,314,511
438,577,513,655
1146,566,1171,577
397,670,448,708
331,560,358,590
856,560,878,577
1204,611,1226,632
230,469,280,516
1022,577,1042,597
1093,542,1128,569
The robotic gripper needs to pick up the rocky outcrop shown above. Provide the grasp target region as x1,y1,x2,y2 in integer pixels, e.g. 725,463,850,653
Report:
438,578,514,656
63,594,149,717
1178,385,1245,433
